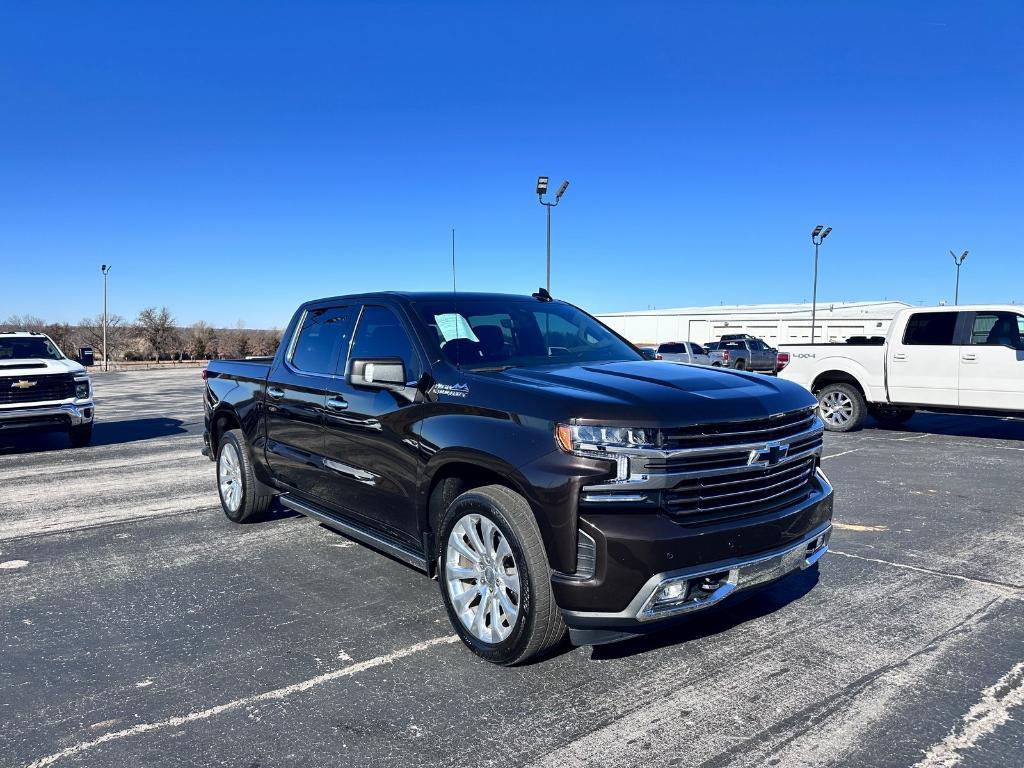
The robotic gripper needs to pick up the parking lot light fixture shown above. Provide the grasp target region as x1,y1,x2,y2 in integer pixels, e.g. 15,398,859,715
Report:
951,249,968,305
536,176,570,293
810,225,831,344
101,264,111,371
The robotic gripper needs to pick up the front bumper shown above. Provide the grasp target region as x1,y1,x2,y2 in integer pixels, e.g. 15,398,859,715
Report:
554,469,834,644
0,401,95,432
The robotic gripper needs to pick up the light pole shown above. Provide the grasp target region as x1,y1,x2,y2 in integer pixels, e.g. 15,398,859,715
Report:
810,225,832,344
950,250,968,305
536,176,569,293
101,264,111,371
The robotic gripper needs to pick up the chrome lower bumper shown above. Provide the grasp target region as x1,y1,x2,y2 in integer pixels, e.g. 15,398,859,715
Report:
562,520,831,630
0,401,95,429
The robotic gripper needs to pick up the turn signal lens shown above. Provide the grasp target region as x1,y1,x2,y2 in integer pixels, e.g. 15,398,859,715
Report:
555,423,574,453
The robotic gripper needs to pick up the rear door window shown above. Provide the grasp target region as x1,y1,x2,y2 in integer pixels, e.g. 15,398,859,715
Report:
289,306,353,375
902,312,959,346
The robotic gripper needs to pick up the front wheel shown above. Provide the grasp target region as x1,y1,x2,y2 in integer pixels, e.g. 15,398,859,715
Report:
68,423,93,447
438,485,566,665
817,383,867,432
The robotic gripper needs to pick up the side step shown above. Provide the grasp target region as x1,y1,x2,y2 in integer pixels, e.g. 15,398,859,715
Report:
279,495,429,573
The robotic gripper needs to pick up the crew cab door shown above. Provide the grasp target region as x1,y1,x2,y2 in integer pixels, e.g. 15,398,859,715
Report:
885,311,963,406
320,303,426,546
958,311,1024,411
265,304,354,497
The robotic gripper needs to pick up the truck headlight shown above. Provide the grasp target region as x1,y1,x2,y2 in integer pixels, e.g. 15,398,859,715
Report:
555,424,655,481
75,379,90,399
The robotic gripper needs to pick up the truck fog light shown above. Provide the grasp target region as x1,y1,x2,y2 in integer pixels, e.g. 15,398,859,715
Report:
654,581,688,607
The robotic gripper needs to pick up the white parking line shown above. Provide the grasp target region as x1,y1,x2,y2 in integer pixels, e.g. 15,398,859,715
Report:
24,634,460,768
828,550,1023,598
821,448,866,460
913,661,1024,768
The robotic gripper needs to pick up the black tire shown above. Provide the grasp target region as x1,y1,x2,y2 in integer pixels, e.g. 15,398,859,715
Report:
733,360,746,371
816,383,867,432
68,424,93,447
870,406,915,428
711,362,722,367
437,485,566,665
216,429,274,523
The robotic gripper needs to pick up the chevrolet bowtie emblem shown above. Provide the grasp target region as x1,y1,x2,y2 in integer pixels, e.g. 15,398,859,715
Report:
11,379,38,390
748,442,790,467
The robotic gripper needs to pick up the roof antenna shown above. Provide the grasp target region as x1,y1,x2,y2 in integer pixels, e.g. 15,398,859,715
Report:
452,227,461,372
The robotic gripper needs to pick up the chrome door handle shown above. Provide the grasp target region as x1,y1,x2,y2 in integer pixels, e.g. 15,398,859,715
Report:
962,353,977,361
326,396,349,411
893,353,907,361
267,386,285,400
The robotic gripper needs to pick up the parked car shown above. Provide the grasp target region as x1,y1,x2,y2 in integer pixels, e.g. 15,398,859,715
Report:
204,291,834,664
719,333,761,342
778,305,1024,431
708,339,777,372
638,346,661,360
656,341,713,366
0,332,95,446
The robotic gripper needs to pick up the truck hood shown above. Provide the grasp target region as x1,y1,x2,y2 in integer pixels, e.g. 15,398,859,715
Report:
479,360,816,426
0,358,87,377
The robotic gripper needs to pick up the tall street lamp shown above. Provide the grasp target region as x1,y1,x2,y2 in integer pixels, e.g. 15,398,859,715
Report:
950,249,968,305
810,225,832,344
536,176,569,293
101,264,111,371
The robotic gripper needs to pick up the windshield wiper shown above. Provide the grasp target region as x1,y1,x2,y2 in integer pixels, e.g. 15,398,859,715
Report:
469,365,517,373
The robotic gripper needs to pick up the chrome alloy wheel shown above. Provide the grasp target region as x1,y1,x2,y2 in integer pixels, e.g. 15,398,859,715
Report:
819,390,854,427
218,442,243,513
445,513,521,644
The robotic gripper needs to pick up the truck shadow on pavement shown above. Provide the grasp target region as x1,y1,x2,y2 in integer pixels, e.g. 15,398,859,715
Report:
0,417,189,455
866,412,1024,441
587,565,820,661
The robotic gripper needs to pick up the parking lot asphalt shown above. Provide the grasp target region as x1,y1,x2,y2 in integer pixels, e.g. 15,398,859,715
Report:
2,368,1022,768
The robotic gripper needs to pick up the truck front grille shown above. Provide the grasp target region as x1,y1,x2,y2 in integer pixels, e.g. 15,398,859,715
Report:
580,406,825,525
0,373,76,405
664,456,816,524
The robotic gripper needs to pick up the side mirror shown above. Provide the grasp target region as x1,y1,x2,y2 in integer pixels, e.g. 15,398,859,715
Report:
348,358,406,390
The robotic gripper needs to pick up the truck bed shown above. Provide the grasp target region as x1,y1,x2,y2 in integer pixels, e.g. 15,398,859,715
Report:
206,358,272,382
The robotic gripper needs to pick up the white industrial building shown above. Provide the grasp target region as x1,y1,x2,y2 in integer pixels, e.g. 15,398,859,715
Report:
597,300,913,346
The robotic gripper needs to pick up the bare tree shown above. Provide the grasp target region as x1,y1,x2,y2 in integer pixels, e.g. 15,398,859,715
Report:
136,307,177,362
184,321,217,361
78,314,129,361
1,314,47,332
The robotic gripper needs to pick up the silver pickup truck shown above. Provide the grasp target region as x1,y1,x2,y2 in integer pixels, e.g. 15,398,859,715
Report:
706,338,778,372
0,332,95,446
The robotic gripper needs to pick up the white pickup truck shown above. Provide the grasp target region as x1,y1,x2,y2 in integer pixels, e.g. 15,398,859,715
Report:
778,305,1024,431
0,332,95,446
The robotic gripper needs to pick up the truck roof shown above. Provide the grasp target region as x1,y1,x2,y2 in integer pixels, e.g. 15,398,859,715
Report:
894,304,1022,313
301,291,553,305
0,331,49,337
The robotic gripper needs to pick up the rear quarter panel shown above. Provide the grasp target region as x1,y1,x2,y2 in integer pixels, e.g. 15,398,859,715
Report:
777,344,888,402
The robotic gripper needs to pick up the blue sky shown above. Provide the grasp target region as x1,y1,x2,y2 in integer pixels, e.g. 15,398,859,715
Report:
2,1,1021,328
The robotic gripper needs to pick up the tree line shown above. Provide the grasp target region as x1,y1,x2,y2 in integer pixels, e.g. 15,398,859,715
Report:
1,307,282,362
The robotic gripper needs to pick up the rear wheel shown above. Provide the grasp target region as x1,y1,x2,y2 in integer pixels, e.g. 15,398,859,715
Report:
733,360,746,371
217,429,274,523
438,485,566,665
870,406,915,428
817,383,867,432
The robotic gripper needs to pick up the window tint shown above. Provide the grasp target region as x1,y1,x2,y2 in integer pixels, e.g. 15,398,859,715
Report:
970,312,1024,350
902,312,958,346
350,305,420,378
659,343,684,354
290,306,352,374
690,343,707,355
748,339,768,351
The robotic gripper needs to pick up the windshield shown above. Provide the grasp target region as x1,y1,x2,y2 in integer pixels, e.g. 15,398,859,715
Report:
413,299,642,369
0,336,65,361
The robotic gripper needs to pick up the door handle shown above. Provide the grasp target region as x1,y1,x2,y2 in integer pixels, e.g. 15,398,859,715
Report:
267,386,285,400
892,353,907,361
325,396,349,411
961,353,977,362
